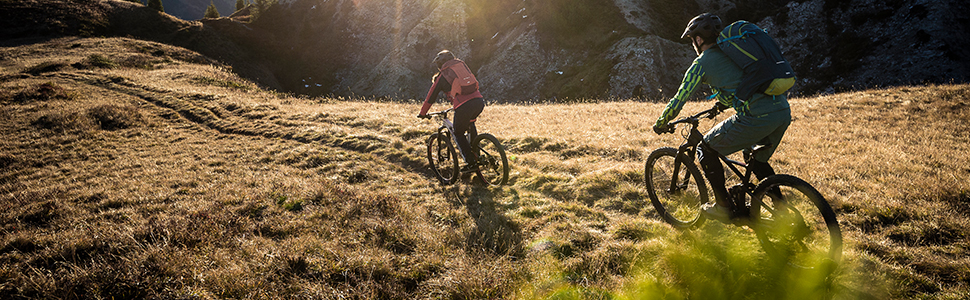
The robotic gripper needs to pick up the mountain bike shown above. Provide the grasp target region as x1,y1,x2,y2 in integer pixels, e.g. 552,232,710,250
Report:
645,107,842,267
423,108,509,186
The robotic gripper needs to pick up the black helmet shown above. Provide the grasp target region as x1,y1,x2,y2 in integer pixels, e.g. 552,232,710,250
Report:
681,13,722,40
432,50,455,70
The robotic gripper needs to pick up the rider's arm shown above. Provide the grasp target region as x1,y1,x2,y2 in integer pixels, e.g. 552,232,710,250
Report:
656,61,705,127
419,74,447,116
712,87,735,111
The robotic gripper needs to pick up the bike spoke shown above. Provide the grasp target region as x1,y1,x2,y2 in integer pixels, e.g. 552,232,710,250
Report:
754,177,841,268
646,148,707,228
472,134,508,186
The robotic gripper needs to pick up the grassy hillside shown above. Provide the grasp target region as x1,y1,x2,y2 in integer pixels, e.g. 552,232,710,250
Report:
2,37,969,299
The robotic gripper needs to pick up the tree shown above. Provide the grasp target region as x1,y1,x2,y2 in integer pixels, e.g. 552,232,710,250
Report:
236,0,245,12
251,0,276,21
204,1,220,18
147,0,163,12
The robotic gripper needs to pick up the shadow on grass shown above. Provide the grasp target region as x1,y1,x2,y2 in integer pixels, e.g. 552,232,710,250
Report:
447,182,524,258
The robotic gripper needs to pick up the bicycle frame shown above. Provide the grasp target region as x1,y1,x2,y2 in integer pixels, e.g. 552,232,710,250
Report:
425,107,510,186
653,108,843,266
668,108,760,201
428,108,472,159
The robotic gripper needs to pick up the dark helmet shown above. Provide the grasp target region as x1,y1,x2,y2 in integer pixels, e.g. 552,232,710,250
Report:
681,13,722,41
432,50,455,70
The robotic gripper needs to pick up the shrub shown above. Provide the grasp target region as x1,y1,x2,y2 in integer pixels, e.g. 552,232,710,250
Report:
24,61,67,75
147,0,163,12
32,111,96,133
9,82,75,103
88,54,118,69
87,104,144,130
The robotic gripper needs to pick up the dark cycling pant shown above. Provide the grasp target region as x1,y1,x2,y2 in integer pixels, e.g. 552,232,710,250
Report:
698,108,791,208
454,97,485,164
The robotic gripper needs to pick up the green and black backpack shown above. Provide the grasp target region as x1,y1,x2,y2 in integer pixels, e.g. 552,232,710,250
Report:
716,21,796,101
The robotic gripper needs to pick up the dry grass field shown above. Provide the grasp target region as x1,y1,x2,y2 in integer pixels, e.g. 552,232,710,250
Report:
2,37,969,299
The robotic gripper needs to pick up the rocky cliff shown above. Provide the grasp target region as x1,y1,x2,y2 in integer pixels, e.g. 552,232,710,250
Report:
765,0,969,94
229,0,698,101
3,0,968,102
230,0,968,102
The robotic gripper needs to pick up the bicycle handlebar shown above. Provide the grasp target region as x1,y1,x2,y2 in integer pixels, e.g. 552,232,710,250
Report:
418,107,455,119
660,107,720,134
418,108,454,120
425,108,454,117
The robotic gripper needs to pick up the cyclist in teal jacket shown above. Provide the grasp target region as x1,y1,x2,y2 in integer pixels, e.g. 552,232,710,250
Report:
653,13,792,221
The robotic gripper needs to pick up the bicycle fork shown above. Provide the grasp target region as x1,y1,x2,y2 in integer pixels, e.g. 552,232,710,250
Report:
439,118,466,162
668,147,696,194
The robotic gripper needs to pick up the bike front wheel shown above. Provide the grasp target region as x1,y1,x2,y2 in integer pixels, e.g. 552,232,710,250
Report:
751,174,842,268
645,147,708,229
472,133,509,186
427,132,459,185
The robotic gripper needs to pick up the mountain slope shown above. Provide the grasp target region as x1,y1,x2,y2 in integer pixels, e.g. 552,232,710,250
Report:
2,36,969,299
154,0,238,20
1,37,513,298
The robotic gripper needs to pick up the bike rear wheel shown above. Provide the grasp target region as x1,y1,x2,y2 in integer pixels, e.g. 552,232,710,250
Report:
427,132,459,185
472,133,509,186
645,147,708,228
751,174,842,268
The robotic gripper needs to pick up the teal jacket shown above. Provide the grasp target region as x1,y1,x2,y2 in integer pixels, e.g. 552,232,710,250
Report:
656,47,790,127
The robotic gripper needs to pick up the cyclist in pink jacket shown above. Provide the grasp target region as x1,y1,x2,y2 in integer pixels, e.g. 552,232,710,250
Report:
418,50,486,173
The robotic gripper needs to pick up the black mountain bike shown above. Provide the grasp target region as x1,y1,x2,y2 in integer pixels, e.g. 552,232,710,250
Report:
645,107,842,267
424,108,509,186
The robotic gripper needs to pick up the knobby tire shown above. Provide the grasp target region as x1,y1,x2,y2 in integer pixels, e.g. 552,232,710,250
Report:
751,174,842,268
645,147,709,229
427,132,459,185
472,133,509,186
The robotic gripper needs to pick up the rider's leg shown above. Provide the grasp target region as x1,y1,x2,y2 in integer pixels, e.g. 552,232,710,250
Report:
749,109,791,165
453,98,485,167
748,159,776,180
749,159,784,200
749,113,791,199
701,115,748,213
698,145,733,210
467,120,478,149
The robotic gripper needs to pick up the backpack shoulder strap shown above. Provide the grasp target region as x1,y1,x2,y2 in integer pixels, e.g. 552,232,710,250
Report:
717,21,763,43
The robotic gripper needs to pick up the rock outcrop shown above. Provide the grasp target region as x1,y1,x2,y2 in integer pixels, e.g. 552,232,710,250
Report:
765,0,970,94
233,0,967,102
5,0,967,102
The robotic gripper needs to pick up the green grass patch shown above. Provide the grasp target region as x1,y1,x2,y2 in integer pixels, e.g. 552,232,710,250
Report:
272,192,303,212
521,226,853,300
